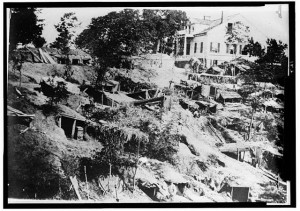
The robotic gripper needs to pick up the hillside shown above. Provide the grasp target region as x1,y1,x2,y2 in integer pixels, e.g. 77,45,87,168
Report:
6,54,286,203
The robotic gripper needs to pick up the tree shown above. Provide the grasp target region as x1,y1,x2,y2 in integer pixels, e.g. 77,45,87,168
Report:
51,12,80,52
225,21,250,76
225,21,250,44
40,78,69,106
9,8,45,50
32,36,46,48
242,38,288,85
76,9,188,84
243,37,265,58
51,12,80,80
76,9,145,85
141,9,188,54
11,50,25,87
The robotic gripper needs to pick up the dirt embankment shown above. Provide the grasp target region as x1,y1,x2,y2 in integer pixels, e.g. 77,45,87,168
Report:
7,57,286,203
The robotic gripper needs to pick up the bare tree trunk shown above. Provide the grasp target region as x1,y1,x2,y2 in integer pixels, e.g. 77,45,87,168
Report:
19,70,22,87
133,139,140,191
84,166,89,200
156,39,160,53
108,162,112,192
248,109,255,141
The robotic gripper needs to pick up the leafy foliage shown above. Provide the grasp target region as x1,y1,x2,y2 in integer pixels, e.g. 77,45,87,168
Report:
41,79,69,106
243,37,265,58
90,106,181,164
141,9,188,53
9,8,45,50
51,12,80,81
225,21,250,44
7,126,61,199
241,38,288,85
75,9,188,83
50,12,80,53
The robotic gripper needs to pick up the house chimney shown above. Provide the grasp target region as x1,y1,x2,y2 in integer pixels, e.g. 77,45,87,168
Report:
221,11,223,23
204,16,210,20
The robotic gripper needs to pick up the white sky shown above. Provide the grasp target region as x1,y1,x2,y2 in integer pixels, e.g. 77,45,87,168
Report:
37,4,289,46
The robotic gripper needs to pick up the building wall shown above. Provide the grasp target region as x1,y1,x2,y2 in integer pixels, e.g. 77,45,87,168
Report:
179,14,266,68
189,24,249,67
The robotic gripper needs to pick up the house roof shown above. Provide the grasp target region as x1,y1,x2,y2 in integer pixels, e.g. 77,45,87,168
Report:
192,18,216,25
275,89,284,95
263,100,284,109
211,66,225,73
57,105,86,121
211,83,241,91
255,82,276,90
100,79,120,87
7,106,35,118
104,91,136,104
193,14,239,35
219,91,242,99
48,48,92,59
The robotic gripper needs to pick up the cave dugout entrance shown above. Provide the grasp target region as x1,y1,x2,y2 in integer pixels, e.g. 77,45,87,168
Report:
58,115,85,139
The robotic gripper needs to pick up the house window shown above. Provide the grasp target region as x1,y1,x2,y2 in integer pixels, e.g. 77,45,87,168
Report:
213,60,218,66
200,42,203,53
186,42,191,55
233,44,237,54
194,43,197,53
239,45,242,54
227,44,237,54
210,42,220,53
228,23,233,33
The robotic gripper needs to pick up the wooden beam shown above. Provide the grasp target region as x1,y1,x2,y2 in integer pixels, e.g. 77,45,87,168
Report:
133,96,164,107
25,47,43,63
70,176,82,200
58,116,62,128
71,119,77,139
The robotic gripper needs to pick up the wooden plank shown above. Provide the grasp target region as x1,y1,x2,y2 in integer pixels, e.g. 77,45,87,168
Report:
154,89,160,98
133,96,164,106
58,117,62,128
42,50,57,64
71,119,77,139
70,176,82,200
259,167,286,186
25,47,44,63
38,48,49,63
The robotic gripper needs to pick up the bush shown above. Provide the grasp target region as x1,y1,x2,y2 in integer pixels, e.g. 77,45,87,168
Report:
90,106,180,164
7,125,62,199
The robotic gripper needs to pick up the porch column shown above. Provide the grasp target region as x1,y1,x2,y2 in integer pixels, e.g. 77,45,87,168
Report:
183,36,187,56
175,36,179,56
71,119,77,139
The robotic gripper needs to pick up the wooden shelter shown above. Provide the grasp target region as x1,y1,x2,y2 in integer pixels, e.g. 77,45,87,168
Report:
217,91,242,104
56,105,86,140
7,106,35,127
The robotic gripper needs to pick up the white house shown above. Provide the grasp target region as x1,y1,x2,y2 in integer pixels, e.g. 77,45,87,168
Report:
175,14,267,68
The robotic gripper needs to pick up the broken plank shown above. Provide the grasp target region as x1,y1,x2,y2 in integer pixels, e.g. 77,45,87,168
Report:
70,176,82,200
25,47,44,63
133,96,164,106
